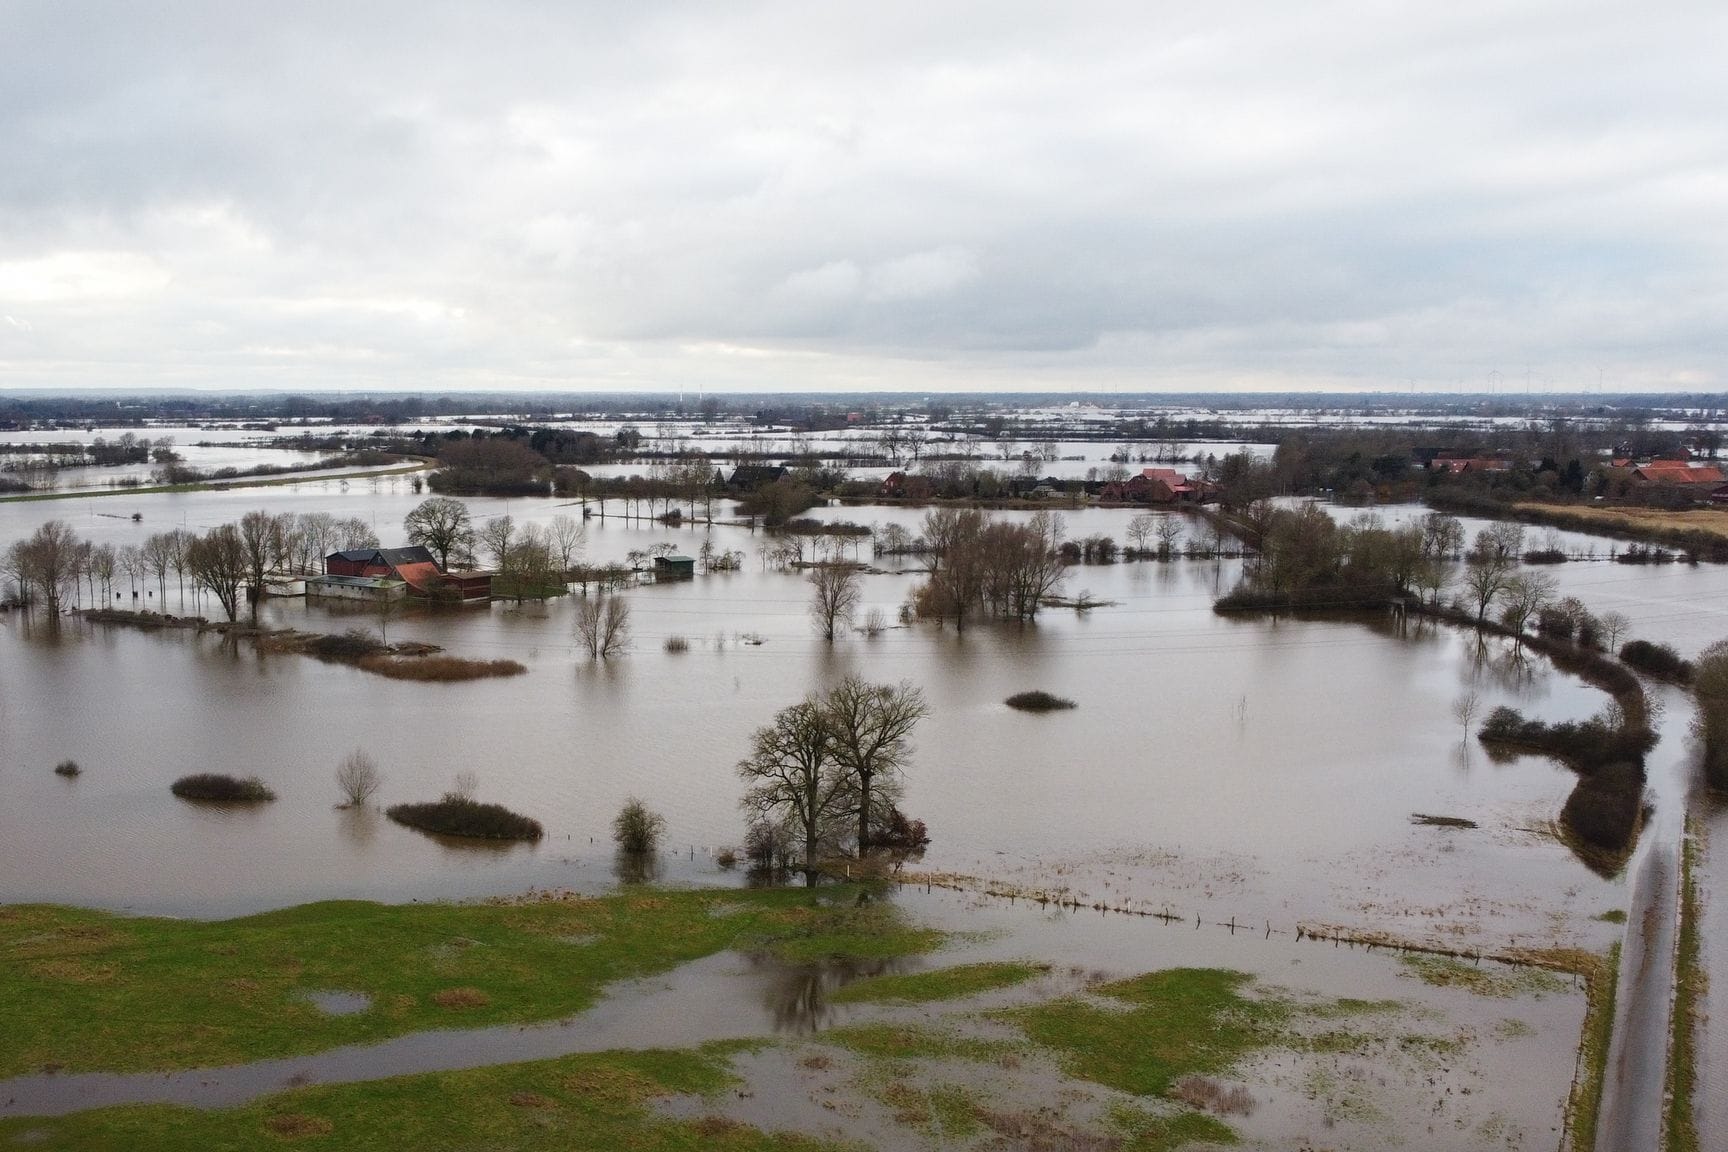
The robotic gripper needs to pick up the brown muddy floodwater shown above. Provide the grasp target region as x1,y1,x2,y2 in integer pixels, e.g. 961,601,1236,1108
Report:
5,476,1723,1145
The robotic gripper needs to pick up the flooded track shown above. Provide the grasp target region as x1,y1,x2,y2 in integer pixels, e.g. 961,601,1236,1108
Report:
0,950,908,1119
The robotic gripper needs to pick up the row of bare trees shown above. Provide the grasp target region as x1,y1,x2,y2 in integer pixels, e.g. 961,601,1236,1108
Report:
2,512,378,623
910,508,1066,631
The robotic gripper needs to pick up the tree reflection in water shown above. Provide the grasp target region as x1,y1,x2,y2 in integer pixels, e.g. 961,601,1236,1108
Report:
746,950,914,1034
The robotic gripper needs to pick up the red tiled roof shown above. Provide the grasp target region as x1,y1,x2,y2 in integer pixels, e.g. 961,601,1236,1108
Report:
1634,462,1725,485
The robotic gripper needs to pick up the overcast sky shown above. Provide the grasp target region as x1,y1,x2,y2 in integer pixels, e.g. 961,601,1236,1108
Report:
1,2,1724,394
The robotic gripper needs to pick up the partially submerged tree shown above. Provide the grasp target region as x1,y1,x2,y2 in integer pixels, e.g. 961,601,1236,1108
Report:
575,592,632,658
403,497,476,570
186,524,248,622
1498,571,1558,640
821,677,929,854
335,749,384,807
612,797,666,855
737,697,851,886
807,562,862,642
1694,640,1728,788
8,520,81,616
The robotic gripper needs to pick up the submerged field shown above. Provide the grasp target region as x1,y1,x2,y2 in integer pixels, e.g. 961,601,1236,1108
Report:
3,474,1706,1146
0,886,1593,1151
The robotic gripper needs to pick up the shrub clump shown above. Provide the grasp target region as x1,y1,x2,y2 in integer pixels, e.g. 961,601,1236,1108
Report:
386,795,543,841
612,797,666,855
1477,706,1655,771
171,774,276,803
1005,690,1077,712
354,655,526,681
1620,639,1694,683
53,759,81,777
306,629,389,660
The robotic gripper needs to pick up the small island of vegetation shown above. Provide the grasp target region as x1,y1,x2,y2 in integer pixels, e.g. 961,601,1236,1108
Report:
170,774,276,803
387,795,544,842
1005,690,1077,712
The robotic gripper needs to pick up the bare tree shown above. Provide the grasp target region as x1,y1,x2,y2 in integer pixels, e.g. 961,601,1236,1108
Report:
1452,690,1480,735
334,516,379,550
239,510,282,607
1154,516,1184,559
1498,571,1557,640
549,514,586,576
186,524,248,622
737,696,850,886
403,497,475,570
822,677,929,854
118,544,147,599
1462,541,1513,626
10,520,82,615
479,514,516,571
450,770,479,801
335,749,384,807
575,592,632,659
1126,513,1156,554
142,533,176,601
807,562,862,642
1600,611,1631,651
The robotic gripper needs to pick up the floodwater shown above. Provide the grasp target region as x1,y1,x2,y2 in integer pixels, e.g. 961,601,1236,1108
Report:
4,475,1723,1142
0,948,914,1118
1,475,1627,941
0,888,1586,1152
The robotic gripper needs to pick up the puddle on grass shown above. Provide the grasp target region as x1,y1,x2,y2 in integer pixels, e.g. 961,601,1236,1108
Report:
0,949,912,1119
298,990,371,1017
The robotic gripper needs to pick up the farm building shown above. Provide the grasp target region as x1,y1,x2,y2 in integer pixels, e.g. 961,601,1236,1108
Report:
653,555,695,580
323,547,493,602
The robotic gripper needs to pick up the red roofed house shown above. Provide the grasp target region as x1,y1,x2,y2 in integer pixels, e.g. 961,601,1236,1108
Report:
1631,462,1726,488
1430,457,1514,475
1140,468,1195,503
323,546,492,602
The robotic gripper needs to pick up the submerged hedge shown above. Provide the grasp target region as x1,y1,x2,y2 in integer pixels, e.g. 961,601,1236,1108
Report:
1005,690,1077,712
170,774,276,803
387,796,544,841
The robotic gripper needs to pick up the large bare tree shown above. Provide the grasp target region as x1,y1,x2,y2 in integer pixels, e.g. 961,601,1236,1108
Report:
187,524,248,622
403,497,475,570
574,592,632,658
807,562,862,642
822,677,929,854
9,520,82,615
737,696,850,886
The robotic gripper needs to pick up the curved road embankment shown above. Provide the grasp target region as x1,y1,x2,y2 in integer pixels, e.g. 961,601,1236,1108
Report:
1594,680,1691,1152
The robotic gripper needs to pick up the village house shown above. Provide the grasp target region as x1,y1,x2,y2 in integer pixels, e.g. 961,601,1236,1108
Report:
311,546,493,603
726,464,787,491
1101,467,1203,504
1429,457,1515,475
1630,461,1726,489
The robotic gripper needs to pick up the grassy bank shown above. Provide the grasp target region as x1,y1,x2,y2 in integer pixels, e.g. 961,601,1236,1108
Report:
1666,820,1702,1152
0,888,940,1079
1565,942,1620,1152
0,1045,833,1152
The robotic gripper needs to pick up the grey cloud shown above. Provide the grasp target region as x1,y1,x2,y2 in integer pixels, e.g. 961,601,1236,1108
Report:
1,1,1726,391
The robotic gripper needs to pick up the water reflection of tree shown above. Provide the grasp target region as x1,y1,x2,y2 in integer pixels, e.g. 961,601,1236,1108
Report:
337,805,380,851
746,951,913,1034
612,849,664,885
